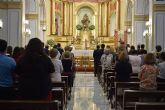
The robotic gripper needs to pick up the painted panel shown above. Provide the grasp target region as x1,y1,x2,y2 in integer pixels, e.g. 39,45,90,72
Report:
0,9,8,41
135,21,145,46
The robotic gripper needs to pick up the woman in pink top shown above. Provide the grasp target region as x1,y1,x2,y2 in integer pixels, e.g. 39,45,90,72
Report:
138,53,159,90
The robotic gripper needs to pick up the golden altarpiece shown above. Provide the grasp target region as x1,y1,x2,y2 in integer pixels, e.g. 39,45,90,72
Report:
47,0,127,71
47,0,124,50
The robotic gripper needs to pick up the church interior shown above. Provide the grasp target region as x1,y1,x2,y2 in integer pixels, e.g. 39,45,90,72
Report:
0,0,165,110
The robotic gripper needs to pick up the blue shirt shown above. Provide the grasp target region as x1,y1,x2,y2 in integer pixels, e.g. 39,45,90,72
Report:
0,54,16,87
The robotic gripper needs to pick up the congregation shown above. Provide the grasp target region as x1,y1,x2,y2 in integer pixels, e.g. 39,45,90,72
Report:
0,37,165,109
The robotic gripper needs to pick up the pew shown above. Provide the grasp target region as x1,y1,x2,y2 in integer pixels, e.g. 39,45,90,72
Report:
52,81,67,109
123,90,165,110
135,102,165,110
114,82,139,109
0,100,59,110
61,76,71,100
52,88,65,110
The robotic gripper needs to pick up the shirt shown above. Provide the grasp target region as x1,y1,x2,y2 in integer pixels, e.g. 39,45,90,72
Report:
0,54,16,87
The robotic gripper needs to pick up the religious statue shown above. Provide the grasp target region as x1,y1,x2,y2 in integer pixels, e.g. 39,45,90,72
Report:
81,14,90,31
55,18,58,35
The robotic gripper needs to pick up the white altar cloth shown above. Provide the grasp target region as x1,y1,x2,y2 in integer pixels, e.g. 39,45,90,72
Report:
72,50,94,57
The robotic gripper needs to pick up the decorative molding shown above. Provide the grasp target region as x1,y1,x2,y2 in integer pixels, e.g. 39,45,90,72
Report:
134,15,149,21
124,21,132,26
40,20,46,26
153,4,165,12
25,14,38,19
0,2,22,9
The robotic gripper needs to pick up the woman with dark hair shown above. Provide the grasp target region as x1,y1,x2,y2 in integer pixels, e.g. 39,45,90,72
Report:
12,47,21,64
15,38,54,100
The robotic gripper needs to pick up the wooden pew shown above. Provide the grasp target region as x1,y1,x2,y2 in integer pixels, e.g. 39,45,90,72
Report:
0,100,59,110
52,81,67,109
114,82,139,109
123,90,165,110
135,102,165,110
52,88,65,110
61,76,71,100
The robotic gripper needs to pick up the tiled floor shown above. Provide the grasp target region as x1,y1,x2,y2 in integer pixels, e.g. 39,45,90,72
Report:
67,72,111,110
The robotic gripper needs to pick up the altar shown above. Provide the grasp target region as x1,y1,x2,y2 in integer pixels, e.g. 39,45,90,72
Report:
72,50,94,71
72,50,93,57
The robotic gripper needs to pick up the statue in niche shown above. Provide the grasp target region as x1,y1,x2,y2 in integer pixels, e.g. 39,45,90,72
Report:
55,18,58,35
81,14,90,31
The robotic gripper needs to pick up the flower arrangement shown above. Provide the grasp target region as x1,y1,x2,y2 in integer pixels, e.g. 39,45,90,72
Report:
47,39,55,47
76,24,83,30
89,25,95,30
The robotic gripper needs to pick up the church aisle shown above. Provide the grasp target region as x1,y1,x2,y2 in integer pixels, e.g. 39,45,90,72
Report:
67,72,111,110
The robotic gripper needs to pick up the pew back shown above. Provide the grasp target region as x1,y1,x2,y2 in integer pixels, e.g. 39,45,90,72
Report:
135,102,165,110
0,100,59,110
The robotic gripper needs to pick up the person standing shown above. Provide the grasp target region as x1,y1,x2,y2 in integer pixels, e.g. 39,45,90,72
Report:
0,39,16,99
115,51,132,81
138,53,159,90
157,52,165,82
93,45,100,77
49,49,63,82
15,38,54,100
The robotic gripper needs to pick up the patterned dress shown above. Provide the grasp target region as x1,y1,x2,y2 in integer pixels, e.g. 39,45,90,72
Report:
138,65,159,90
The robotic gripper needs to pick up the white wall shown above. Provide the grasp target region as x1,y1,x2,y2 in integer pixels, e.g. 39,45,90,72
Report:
154,12,165,51
133,0,149,48
0,9,22,47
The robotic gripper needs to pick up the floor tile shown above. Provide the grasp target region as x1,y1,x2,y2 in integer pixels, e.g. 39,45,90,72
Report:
67,72,111,110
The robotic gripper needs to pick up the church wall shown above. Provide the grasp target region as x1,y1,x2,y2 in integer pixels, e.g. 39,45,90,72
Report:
0,1,22,47
154,12,165,51
133,0,149,49
153,1,165,51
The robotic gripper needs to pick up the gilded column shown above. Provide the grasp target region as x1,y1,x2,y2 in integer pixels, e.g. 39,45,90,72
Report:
104,2,108,36
69,3,73,35
101,3,103,36
117,0,120,30
64,2,67,35
98,3,101,37
52,0,56,34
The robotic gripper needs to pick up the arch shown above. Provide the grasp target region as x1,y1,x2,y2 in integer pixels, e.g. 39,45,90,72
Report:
75,3,96,15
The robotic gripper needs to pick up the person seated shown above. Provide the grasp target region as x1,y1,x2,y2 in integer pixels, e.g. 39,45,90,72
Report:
115,51,132,82
49,49,63,82
138,53,159,91
157,52,165,82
